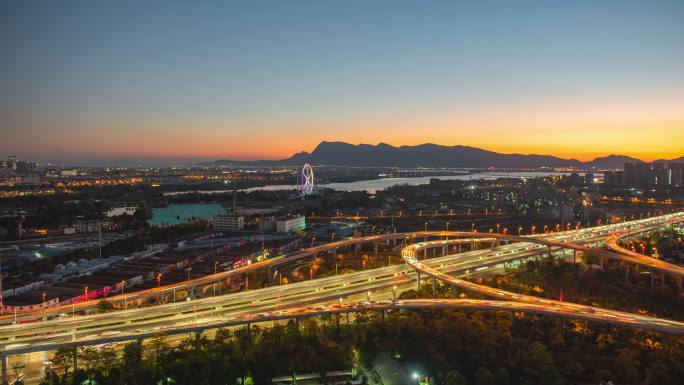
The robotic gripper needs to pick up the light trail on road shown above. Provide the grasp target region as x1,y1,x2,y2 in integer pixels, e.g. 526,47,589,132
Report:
1,211,684,384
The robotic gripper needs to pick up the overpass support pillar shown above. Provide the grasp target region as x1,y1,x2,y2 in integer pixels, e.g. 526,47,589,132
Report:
472,240,476,251
1,353,7,385
423,248,427,259
442,245,447,256
625,264,630,282
458,243,462,253
417,272,421,291
373,242,378,256
573,250,577,265
651,270,655,288
72,348,78,372
547,246,552,259
600,257,605,270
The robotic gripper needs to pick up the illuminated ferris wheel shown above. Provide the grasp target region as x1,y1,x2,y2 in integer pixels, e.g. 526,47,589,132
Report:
300,163,314,196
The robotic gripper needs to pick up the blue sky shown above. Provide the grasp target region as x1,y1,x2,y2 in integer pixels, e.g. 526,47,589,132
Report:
1,1,683,164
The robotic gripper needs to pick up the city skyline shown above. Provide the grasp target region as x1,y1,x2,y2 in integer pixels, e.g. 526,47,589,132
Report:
2,1,683,164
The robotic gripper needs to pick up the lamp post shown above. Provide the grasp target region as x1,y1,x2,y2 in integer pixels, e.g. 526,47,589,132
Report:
187,267,192,281
121,280,127,309
518,226,523,236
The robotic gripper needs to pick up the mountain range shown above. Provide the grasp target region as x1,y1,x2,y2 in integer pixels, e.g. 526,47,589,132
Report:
206,141,683,169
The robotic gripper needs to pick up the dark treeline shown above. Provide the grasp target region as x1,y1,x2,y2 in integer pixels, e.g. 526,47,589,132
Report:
39,305,684,385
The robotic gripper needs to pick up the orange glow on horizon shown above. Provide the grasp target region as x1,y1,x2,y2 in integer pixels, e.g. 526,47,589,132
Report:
3,95,683,163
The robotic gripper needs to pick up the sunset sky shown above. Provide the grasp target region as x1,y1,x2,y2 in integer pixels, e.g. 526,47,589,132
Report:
1,1,683,165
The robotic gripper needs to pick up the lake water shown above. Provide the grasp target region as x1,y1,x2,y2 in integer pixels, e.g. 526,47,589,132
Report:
164,171,596,196
149,203,227,226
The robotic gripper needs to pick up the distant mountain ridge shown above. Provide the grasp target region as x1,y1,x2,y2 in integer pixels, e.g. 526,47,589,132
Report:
206,141,683,169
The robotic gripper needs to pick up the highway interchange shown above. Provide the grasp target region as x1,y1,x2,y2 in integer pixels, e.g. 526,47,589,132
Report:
2,211,684,383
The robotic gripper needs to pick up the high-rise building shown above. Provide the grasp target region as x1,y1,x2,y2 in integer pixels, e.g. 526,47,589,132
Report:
7,155,17,171
669,163,684,187
621,162,684,188
603,171,623,187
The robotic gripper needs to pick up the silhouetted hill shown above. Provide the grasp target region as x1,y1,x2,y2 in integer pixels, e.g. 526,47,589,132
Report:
204,141,682,169
654,156,684,164
588,155,644,169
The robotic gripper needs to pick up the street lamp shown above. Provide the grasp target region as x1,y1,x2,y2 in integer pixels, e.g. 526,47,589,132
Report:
156,273,162,288
121,280,127,309
424,222,428,232
518,227,523,236
187,267,192,281
496,224,500,233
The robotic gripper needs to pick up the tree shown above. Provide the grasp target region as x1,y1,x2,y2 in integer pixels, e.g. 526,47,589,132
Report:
145,335,169,364
593,369,613,384
96,300,114,313
563,361,584,381
613,349,640,384
52,346,76,379
122,340,144,384
444,370,468,385
99,348,118,370
79,346,101,372
474,367,495,385
493,367,510,385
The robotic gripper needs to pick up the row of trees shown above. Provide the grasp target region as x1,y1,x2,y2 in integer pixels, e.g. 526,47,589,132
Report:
39,300,684,385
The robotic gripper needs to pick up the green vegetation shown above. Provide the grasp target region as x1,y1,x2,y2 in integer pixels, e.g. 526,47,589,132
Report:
487,257,684,319
40,302,684,385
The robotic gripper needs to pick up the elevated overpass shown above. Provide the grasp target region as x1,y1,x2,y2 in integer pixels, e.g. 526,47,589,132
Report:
1,211,684,384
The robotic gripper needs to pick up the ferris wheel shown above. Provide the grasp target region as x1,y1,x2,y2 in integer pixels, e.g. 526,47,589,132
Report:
300,163,315,196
